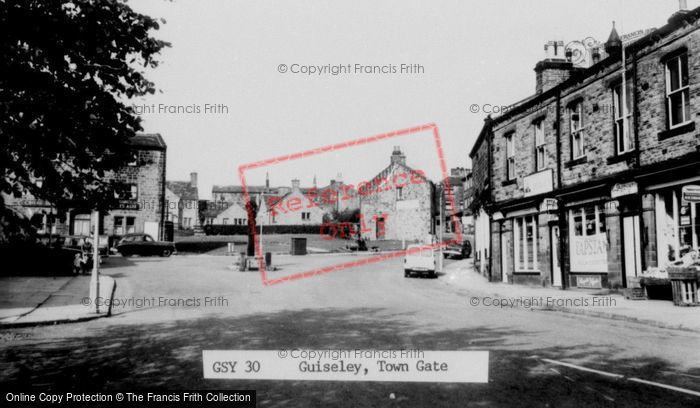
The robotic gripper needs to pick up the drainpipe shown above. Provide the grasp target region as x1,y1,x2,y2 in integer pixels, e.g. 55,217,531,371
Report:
486,118,494,282
160,147,167,241
555,89,567,289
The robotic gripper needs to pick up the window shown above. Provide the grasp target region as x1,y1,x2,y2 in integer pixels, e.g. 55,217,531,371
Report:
116,184,138,200
665,53,690,129
222,218,229,225
514,215,537,271
570,205,606,237
534,121,546,171
396,187,404,200
613,80,634,154
301,212,311,221
505,132,515,180
183,217,191,227
656,188,699,265
127,152,138,166
126,217,135,234
114,216,124,235
569,101,585,159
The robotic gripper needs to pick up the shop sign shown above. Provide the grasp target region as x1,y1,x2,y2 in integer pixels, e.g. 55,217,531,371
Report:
523,169,553,198
570,233,608,273
680,204,691,226
576,275,603,289
539,198,558,213
682,185,700,203
116,200,140,210
611,182,638,199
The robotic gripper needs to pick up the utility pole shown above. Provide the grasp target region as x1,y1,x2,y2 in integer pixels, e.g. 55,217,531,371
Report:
89,210,100,314
438,183,444,272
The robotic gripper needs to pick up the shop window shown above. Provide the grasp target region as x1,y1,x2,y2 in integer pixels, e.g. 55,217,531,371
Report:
571,205,605,237
656,188,699,265
514,215,537,271
613,80,634,154
568,204,608,273
114,216,124,236
126,217,135,233
665,53,690,129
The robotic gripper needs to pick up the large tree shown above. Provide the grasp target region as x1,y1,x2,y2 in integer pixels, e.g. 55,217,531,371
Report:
0,0,169,241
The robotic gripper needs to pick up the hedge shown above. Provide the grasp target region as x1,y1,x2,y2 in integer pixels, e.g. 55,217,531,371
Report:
203,224,342,236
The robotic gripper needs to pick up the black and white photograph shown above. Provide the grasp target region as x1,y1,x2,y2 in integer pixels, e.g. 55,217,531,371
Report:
1,0,699,406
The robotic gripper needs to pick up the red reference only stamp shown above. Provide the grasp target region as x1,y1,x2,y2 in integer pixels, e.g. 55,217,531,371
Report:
238,123,461,286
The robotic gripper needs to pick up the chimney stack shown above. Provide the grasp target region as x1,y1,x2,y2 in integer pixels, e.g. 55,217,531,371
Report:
534,40,576,94
190,172,198,188
390,146,406,166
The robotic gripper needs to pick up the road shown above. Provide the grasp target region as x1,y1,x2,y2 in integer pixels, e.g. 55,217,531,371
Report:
1,254,699,407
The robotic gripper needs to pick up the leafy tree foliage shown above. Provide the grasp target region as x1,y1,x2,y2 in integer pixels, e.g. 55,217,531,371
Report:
0,0,169,241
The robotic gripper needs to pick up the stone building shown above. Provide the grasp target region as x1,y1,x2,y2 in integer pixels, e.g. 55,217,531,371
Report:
256,179,327,226
469,6,700,289
360,147,434,242
5,133,168,241
165,172,199,230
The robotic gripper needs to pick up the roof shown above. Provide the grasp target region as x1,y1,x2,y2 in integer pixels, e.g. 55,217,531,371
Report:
200,201,233,218
468,5,700,148
214,185,260,193
166,181,198,201
129,133,166,151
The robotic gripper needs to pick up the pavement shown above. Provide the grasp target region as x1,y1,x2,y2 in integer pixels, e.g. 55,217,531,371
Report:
440,258,700,332
1,254,699,406
0,274,115,327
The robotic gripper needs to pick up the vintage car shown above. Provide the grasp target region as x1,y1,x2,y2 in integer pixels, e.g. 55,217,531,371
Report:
0,243,84,276
116,233,176,257
60,235,110,258
443,239,472,259
404,244,437,278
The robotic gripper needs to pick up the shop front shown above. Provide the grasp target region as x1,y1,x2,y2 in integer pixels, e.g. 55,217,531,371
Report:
643,178,700,272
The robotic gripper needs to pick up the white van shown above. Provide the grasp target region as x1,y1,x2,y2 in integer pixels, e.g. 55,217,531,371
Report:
404,245,437,278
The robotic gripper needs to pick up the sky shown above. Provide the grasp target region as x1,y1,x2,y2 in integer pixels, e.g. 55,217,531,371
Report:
128,0,699,199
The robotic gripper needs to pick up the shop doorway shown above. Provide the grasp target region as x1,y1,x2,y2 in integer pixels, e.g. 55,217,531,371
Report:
551,225,562,287
623,215,642,284
375,216,386,239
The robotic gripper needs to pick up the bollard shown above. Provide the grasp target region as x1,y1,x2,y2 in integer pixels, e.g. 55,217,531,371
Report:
239,252,246,271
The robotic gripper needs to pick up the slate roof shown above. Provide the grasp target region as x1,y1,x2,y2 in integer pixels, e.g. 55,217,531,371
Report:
129,133,166,150
166,181,198,201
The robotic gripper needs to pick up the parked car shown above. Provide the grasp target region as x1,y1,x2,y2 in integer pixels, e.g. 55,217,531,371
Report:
61,235,109,257
116,233,176,257
443,239,472,259
0,243,84,276
404,244,437,278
